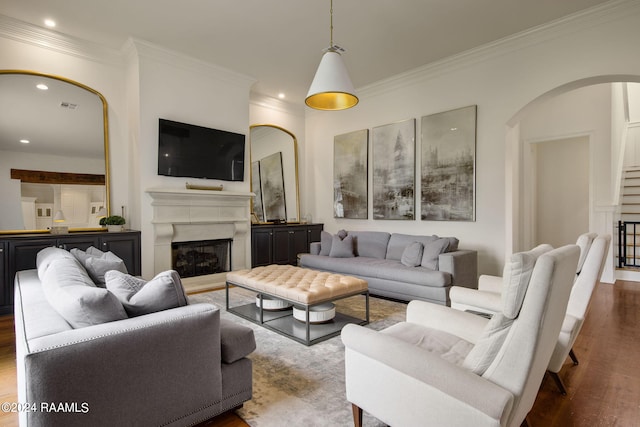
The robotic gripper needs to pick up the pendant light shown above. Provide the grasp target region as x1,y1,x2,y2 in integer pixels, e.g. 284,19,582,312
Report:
305,0,358,110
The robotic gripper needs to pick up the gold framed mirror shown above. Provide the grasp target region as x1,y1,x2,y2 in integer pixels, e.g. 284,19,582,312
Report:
0,70,110,234
249,124,300,223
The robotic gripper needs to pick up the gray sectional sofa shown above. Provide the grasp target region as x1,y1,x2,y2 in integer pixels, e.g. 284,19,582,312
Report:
14,247,255,427
299,231,477,305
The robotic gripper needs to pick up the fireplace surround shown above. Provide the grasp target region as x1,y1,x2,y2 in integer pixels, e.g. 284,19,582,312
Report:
146,187,253,293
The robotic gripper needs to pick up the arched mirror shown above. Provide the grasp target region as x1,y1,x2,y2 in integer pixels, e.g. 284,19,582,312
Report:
0,70,110,233
250,124,300,223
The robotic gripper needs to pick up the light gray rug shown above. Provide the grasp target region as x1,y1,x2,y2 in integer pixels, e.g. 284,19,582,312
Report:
189,288,406,427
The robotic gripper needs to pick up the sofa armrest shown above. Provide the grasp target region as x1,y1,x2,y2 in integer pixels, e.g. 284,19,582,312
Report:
21,303,223,426
450,287,501,315
406,300,488,344
309,241,321,255
439,249,478,288
342,324,513,425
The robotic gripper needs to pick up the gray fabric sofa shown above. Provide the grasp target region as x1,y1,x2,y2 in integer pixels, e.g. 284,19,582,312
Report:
299,231,477,305
14,247,255,427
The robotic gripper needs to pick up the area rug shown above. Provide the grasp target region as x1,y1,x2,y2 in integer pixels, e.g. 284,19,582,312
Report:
189,288,407,427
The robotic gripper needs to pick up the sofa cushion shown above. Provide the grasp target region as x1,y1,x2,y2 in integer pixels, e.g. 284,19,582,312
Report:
401,242,424,267
462,312,512,375
421,238,452,270
329,234,355,258
36,246,76,280
319,231,333,256
299,255,451,287
42,257,127,328
386,234,438,261
349,231,391,259
71,246,128,286
219,318,257,363
105,270,188,317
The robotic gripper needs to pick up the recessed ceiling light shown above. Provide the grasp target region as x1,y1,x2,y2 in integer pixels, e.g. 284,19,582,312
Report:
278,93,286,99
36,83,48,90
44,19,56,28
20,139,30,144
450,127,458,131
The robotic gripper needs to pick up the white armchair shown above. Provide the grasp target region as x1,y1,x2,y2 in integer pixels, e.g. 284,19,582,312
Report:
547,234,610,394
449,233,609,395
342,245,579,427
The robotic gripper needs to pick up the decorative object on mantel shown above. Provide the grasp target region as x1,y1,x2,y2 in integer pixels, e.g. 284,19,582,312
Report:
305,0,358,111
185,182,223,191
372,119,416,220
334,129,368,219
100,215,126,232
421,105,477,221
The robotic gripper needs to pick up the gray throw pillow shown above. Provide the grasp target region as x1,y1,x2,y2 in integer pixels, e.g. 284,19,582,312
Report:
329,234,355,258
42,258,127,328
319,231,333,256
421,238,451,270
105,270,188,317
71,246,128,286
401,242,424,267
337,229,348,239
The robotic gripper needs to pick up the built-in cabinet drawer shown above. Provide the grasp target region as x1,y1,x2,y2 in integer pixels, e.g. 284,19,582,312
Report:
0,230,141,314
251,223,323,267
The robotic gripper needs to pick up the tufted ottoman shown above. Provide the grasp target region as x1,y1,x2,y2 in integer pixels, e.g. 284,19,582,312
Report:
226,265,369,345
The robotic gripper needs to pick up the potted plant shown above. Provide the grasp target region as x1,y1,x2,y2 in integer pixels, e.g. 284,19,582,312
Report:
100,215,126,232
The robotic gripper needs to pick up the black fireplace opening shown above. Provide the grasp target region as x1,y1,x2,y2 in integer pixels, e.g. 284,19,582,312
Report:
171,238,232,278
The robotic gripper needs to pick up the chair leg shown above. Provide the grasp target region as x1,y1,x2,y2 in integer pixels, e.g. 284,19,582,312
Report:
352,404,363,427
569,348,579,365
549,371,568,395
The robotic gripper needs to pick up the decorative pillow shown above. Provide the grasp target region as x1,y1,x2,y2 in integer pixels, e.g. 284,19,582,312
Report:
319,231,333,256
105,270,188,317
71,246,128,286
336,229,348,239
36,246,76,279
401,242,424,267
462,313,513,375
42,258,127,328
329,234,355,258
501,244,553,319
420,238,451,270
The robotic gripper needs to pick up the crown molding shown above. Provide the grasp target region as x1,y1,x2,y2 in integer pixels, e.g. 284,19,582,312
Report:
250,93,305,118
0,14,123,66
126,38,256,90
358,0,640,99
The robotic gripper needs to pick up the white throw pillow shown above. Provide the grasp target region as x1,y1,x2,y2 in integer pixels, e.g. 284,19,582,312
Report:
105,270,188,317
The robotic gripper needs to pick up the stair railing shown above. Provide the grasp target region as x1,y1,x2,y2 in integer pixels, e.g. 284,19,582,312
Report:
618,220,640,268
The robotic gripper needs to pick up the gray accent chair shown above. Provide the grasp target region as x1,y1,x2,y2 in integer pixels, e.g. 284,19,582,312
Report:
14,250,255,427
342,245,579,427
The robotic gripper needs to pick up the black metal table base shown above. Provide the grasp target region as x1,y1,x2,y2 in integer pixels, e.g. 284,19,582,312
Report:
226,282,369,346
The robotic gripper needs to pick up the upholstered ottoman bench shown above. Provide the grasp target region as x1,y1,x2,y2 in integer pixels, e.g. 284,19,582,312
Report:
226,264,369,345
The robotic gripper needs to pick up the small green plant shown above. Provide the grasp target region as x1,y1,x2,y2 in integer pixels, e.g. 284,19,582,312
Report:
100,215,125,226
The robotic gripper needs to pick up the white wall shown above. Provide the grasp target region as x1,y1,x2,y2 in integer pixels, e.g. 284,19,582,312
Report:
126,40,255,277
304,2,640,277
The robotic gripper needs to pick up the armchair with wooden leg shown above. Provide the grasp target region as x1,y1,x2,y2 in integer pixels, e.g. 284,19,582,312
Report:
342,245,579,427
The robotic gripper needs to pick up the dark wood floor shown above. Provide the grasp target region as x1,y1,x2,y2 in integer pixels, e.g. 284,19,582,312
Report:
1,280,638,426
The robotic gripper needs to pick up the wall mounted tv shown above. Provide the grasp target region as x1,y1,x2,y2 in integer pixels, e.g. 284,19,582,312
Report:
158,118,245,181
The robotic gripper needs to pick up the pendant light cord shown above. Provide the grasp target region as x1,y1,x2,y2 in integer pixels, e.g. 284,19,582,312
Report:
330,0,334,48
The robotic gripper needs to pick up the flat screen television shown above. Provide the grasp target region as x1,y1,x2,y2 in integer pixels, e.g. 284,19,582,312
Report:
158,118,245,181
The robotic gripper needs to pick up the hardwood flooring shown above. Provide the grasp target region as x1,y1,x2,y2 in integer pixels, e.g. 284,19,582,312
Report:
0,281,638,427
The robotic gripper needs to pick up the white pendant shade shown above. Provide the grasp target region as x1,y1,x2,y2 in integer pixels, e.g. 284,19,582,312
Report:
53,210,66,222
305,50,358,111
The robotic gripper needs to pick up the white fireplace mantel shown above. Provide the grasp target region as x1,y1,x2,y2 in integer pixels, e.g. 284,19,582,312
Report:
146,187,254,292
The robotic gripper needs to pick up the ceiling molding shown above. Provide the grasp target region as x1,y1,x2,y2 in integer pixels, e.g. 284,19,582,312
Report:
250,93,305,118
128,38,256,90
358,0,640,99
0,14,122,66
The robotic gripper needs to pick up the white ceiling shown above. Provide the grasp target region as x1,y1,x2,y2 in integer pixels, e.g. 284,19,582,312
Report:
0,0,612,105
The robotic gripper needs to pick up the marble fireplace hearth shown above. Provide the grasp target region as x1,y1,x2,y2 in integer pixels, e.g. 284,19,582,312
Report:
146,187,253,293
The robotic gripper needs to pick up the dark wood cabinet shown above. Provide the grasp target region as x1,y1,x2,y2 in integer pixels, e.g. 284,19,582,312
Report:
251,223,323,267
0,230,141,314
